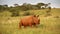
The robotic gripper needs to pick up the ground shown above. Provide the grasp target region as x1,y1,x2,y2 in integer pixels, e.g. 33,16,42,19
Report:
0,8,60,34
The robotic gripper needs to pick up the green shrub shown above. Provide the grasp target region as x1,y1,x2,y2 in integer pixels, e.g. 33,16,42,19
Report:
9,9,20,17
23,11,34,16
11,11,19,17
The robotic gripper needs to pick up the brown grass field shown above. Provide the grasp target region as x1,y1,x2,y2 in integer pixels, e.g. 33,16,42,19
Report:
0,8,60,34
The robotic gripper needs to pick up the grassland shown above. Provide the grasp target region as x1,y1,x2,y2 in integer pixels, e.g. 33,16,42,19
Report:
0,8,60,34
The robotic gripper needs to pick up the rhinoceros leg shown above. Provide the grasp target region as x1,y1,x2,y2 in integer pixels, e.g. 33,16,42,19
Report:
29,23,33,28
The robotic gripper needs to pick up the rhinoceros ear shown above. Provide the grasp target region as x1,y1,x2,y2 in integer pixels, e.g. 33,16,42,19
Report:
33,15,36,17
36,15,39,17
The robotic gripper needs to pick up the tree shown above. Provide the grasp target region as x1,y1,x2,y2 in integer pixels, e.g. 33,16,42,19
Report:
14,4,19,7
47,3,51,11
37,3,45,9
48,3,51,6
3,5,9,10
0,5,8,12
48,6,51,10
44,4,48,8
32,5,38,10
26,4,32,10
20,3,28,11
3,5,8,7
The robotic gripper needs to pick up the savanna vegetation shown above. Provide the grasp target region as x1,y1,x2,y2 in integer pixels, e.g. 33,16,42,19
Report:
0,2,60,34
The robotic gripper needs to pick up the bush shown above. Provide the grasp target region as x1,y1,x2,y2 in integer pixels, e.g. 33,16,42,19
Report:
46,11,51,13
9,9,20,17
54,16,60,18
11,11,19,17
23,11,34,16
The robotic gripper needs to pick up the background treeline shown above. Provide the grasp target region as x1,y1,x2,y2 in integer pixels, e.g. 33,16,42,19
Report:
0,3,51,17
0,3,51,11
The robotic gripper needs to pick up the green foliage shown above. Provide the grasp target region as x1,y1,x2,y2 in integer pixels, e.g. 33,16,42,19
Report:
0,5,5,12
48,6,51,10
37,3,45,9
9,8,20,17
11,12,19,17
0,5,9,12
23,11,34,16
0,2,51,12
24,11,30,16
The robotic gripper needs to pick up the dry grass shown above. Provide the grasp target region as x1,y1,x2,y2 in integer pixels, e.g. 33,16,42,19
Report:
0,8,60,34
